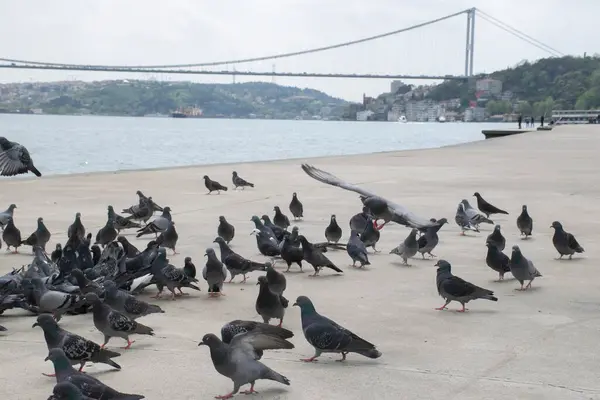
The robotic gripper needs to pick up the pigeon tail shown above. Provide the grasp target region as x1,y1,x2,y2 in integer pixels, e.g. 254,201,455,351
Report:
327,263,344,273
355,348,383,359
482,295,498,302
29,165,42,177
263,368,290,386
135,322,155,336
147,304,165,314
102,357,122,370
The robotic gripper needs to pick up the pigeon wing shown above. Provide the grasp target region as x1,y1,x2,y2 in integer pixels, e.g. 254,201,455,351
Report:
230,329,294,359
107,310,137,333
0,147,28,176
441,276,480,297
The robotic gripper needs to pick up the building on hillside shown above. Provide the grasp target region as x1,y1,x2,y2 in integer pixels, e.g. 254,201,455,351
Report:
390,80,405,94
475,78,503,97
356,110,375,121
464,106,486,122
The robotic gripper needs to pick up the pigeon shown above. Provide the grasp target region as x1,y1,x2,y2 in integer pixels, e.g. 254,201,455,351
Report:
293,295,382,362
203,247,228,296
231,171,254,190
149,248,201,299
509,245,542,290
302,164,439,230
70,269,103,295
0,325,5,331
390,228,419,265
289,192,304,220
550,221,584,259
214,236,266,283
516,204,533,238
217,216,235,244
204,175,228,194
50,381,94,400
473,192,509,218
94,217,117,247
91,245,101,265
0,136,42,177
325,214,342,244
103,280,165,320
155,221,179,254
251,215,277,241
435,260,498,312
273,206,290,229
44,348,145,399
84,293,154,349
2,217,22,252
251,228,280,257
486,224,506,251
454,202,479,234
21,217,51,251
198,331,291,399
29,277,86,320
256,276,287,326
123,197,154,225
349,207,371,233
51,243,63,264
461,199,494,228
117,236,140,258
67,212,86,240
280,235,304,272
220,320,293,360
0,203,17,230
297,235,343,276
33,314,122,373
260,215,286,241
183,257,197,279
135,207,172,238
132,190,164,213
346,230,370,268
485,242,511,281
359,219,381,252
108,206,141,232
265,261,286,296
417,218,447,258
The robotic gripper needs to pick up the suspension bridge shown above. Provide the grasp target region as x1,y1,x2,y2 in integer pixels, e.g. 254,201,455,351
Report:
0,8,562,81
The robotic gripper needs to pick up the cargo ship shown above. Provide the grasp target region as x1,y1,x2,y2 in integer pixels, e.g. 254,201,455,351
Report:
171,106,203,118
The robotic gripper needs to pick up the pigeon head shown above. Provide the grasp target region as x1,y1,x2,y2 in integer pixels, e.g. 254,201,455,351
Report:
362,196,388,216
70,269,87,286
511,245,522,257
84,292,101,305
265,261,275,273
218,216,226,222
473,192,481,198
44,348,70,366
0,137,9,147
53,382,85,399
434,259,452,272
8,204,16,211
522,205,528,212
55,243,62,251
37,217,44,224
296,235,308,246
32,314,58,330
292,192,298,198
261,215,272,224
257,275,268,286
198,333,221,347
232,171,238,177
103,279,117,292
107,205,114,212
204,247,216,257
330,214,337,222
460,199,470,207
203,175,210,181
494,225,501,232
292,295,316,313
550,221,563,230
409,228,418,237
274,206,281,213
213,236,226,245
292,226,299,233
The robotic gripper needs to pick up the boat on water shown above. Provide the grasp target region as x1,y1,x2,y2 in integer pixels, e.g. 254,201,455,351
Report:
438,116,447,123
171,106,203,118
398,115,407,123
551,109,599,125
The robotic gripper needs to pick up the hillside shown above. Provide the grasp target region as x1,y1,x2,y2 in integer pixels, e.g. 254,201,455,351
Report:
426,56,600,114
0,80,348,119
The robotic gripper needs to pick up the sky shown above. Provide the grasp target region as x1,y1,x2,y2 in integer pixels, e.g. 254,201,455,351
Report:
0,0,594,101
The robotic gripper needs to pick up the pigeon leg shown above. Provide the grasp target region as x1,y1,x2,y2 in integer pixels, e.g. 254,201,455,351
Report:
100,335,111,348
78,362,86,372
421,253,426,259
277,319,283,328
241,274,248,283
170,290,177,300
42,372,56,377
151,290,163,299
172,248,178,255
525,280,533,289
498,273,503,281
336,352,348,362
215,393,234,399
435,300,450,311
241,383,258,395
569,254,573,260
428,252,437,258
372,245,380,253
301,349,321,362
122,339,135,349
457,304,467,313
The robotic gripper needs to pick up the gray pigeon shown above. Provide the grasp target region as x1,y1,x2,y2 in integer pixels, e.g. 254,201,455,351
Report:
297,235,343,276
85,293,154,349
103,280,165,320
123,196,154,225
0,136,42,177
117,236,140,258
2,217,22,252
30,277,86,320
21,217,51,251
289,192,303,220
213,236,267,283
198,331,292,398
265,261,286,296
435,260,498,312
94,217,117,247
0,203,17,230
510,245,542,290
136,207,172,238
217,216,235,244
516,204,533,238
44,348,145,399
346,230,370,268
108,205,141,232
486,224,506,251
149,248,201,299
349,207,370,233
203,247,228,296
67,212,86,240
273,206,290,229
231,171,254,190
155,221,179,254
390,228,419,265
455,202,479,234
473,192,509,218
550,221,584,259
220,320,293,360
485,242,511,281
325,214,342,244
33,314,121,373
461,199,494,228
256,275,287,326
203,175,228,194
293,295,382,362
50,381,94,400
417,218,447,258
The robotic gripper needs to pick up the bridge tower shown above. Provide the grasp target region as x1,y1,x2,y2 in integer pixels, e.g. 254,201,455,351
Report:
464,7,476,76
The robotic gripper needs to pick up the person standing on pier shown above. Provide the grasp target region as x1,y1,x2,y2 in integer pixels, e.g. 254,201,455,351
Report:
530,116,535,128
540,115,544,127
518,114,522,129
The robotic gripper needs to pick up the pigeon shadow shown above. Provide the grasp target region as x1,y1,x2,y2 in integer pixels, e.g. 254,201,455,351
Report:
434,308,499,315
554,257,585,263
512,285,542,293
489,277,516,284
390,261,416,268
307,273,344,280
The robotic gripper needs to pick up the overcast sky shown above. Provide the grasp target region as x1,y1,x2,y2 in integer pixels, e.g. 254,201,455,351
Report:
0,0,594,101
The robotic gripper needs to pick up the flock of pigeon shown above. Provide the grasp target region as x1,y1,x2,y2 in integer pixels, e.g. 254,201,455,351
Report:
0,137,588,399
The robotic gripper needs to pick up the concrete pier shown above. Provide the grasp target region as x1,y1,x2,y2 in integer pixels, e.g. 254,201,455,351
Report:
1,125,599,399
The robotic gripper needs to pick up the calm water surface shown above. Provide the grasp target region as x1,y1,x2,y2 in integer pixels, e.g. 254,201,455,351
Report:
0,114,505,176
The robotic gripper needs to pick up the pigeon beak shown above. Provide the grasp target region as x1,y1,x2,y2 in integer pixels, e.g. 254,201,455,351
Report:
198,341,205,346
44,355,50,362
32,322,39,328
204,254,207,257
292,302,298,307
256,281,260,285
